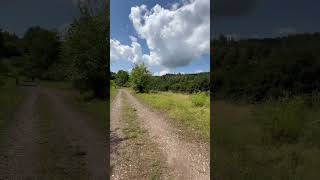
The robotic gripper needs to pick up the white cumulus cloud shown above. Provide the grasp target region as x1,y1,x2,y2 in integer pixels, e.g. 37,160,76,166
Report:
110,0,210,69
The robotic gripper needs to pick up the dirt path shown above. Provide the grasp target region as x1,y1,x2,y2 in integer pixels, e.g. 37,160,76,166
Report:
111,90,169,180
0,87,40,179
0,86,107,179
110,90,127,175
39,88,107,179
111,89,210,180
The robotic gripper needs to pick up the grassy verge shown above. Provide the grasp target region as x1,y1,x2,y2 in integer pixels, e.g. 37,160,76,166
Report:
134,91,210,140
0,78,25,142
110,84,117,102
213,99,320,180
118,97,166,179
40,81,107,131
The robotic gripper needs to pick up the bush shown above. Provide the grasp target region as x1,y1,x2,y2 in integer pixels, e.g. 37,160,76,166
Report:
130,63,152,93
191,92,208,107
257,97,307,143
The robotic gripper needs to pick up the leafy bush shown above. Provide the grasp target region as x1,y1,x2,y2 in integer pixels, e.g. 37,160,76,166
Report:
130,63,152,93
257,97,307,143
191,92,208,107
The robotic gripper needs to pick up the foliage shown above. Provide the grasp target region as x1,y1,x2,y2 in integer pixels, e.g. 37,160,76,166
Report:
110,80,117,101
191,92,208,107
150,72,210,93
130,63,152,93
257,97,307,143
61,7,109,98
213,100,320,180
212,33,320,101
115,70,129,87
0,78,25,142
22,27,61,80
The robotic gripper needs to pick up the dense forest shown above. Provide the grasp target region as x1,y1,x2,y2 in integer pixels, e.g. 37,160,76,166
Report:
0,5,108,98
111,70,210,93
212,33,320,101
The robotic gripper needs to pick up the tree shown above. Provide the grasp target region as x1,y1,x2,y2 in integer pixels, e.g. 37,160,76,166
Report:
115,70,129,87
62,6,108,98
130,63,152,93
22,27,61,80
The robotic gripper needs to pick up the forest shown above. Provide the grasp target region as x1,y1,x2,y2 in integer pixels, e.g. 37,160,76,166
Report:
111,70,210,93
212,33,320,102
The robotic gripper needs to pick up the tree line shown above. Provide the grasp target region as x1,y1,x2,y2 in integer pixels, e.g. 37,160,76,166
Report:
111,64,210,94
0,4,109,98
212,33,320,102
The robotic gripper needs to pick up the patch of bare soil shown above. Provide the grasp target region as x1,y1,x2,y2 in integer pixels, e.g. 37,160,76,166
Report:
0,87,41,179
123,89,210,180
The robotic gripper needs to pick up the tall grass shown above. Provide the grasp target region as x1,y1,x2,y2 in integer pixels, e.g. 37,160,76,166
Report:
257,97,307,144
0,78,25,141
191,92,208,107
213,98,320,180
135,91,210,140
110,80,117,102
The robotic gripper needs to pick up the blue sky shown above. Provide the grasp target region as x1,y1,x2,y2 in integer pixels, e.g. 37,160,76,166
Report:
110,0,210,75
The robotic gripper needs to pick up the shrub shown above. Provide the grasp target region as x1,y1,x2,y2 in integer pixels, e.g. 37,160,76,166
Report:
191,92,208,107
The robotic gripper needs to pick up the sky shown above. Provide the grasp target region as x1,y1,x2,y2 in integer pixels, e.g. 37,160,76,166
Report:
0,0,80,37
213,0,320,39
110,0,210,75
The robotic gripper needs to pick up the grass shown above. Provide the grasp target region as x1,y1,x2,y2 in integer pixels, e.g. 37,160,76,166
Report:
40,81,107,131
0,78,25,142
213,99,320,180
134,91,210,140
110,82,117,102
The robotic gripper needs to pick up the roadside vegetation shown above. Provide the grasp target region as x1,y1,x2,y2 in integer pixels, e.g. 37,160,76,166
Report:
0,78,25,142
111,63,210,140
110,80,117,102
213,33,320,179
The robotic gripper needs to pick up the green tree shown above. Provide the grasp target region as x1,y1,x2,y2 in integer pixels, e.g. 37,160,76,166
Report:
130,63,152,93
62,6,108,98
115,70,129,87
22,27,61,80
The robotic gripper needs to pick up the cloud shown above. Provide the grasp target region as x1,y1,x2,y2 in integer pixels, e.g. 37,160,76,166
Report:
159,70,171,76
277,27,297,36
110,0,210,69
